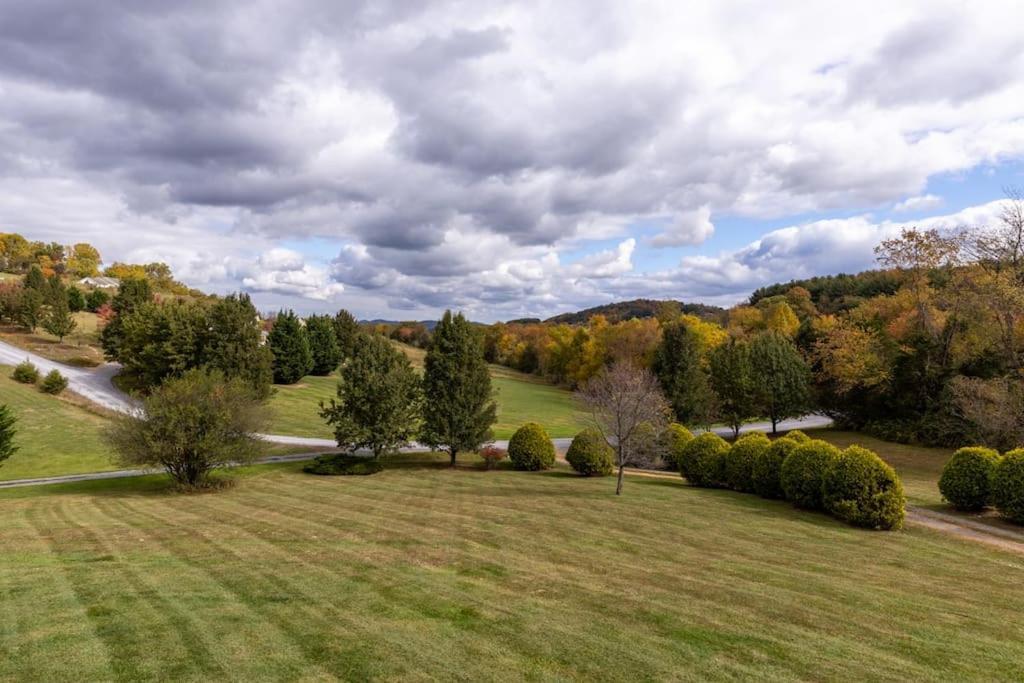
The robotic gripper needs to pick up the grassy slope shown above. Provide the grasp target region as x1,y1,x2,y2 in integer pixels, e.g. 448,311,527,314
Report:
0,364,116,480
0,311,105,366
267,341,588,440
1,458,1022,680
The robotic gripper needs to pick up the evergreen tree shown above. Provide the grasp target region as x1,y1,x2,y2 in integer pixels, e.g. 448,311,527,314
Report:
67,286,86,312
653,320,718,428
203,293,273,398
23,265,46,292
319,333,422,459
42,278,76,341
332,308,361,362
750,331,812,433
306,314,342,375
100,278,153,361
709,338,758,438
421,310,497,465
268,310,312,384
19,288,44,331
0,403,16,468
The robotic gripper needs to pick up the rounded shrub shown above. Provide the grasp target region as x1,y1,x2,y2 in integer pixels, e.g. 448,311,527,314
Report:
565,429,614,476
938,446,1001,511
303,453,384,476
659,423,693,471
783,429,811,444
992,449,1024,524
822,445,906,530
40,369,68,395
752,437,798,499
780,439,841,510
723,432,771,493
508,422,556,471
678,432,729,487
11,361,39,385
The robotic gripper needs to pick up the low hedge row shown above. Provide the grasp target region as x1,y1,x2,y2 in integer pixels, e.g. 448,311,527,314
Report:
678,433,906,530
940,446,1024,524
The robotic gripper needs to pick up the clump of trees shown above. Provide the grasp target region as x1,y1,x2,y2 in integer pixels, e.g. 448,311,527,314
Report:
106,369,269,488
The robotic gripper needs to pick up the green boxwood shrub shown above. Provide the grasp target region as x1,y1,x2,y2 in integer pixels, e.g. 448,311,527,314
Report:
508,422,555,471
780,439,841,510
938,446,1001,511
724,432,770,493
753,437,798,499
783,429,811,443
565,429,614,476
822,445,906,530
40,369,69,395
678,432,729,487
993,449,1024,524
303,453,384,476
660,423,693,471
11,361,39,384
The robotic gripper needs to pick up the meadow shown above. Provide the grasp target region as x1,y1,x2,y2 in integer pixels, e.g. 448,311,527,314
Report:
267,342,588,440
0,311,105,366
1,456,1022,681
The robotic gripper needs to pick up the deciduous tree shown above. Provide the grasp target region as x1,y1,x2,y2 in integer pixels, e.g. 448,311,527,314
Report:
709,339,757,438
750,331,811,433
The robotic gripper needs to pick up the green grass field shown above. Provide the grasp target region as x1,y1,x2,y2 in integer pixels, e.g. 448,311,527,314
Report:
1,456,1022,680
266,343,588,440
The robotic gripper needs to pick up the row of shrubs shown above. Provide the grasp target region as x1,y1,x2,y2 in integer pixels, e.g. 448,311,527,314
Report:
10,361,68,395
677,430,906,530
939,447,1024,524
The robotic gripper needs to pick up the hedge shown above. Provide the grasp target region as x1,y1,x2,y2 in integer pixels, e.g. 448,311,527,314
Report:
565,429,614,476
938,446,1001,511
724,433,771,493
753,436,798,499
660,423,694,470
678,432,729,487
304,453,384,476
783,429,811,443
822,445,906,530
508,422,556,471
993,449,1024,524
780,439,841,510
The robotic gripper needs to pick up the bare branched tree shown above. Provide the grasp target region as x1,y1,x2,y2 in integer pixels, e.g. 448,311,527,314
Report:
950,375,1024,452
576,361,671,495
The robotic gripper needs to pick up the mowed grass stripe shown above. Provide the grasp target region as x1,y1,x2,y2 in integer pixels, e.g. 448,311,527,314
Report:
3,466,1024,680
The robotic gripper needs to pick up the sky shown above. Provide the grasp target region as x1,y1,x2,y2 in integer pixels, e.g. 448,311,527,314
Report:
1,0,1023,322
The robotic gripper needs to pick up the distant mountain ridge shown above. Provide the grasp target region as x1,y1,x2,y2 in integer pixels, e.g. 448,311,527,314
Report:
541,298,725,325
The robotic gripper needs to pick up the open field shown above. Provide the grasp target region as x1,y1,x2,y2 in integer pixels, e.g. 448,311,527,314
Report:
0,311,105,366
267,342,588,440
1,456,1023,680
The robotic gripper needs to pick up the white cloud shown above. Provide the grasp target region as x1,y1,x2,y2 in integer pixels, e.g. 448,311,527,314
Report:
893,194,943,213
651,206,715,247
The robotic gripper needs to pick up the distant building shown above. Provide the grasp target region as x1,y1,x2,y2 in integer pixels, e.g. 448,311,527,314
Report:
78,276,120,289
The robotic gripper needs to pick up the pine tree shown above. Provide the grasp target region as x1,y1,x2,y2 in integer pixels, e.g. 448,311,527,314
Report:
306,314,342,375
203,293,273,398
421,310,497,465
0,403,17,468
709,338,758,438
42,282,77,341
23,265,46,292
268,310,313,384
332,309,361,362
319,333,422,459
653,320,718,428
18,289,44,331
750,331,811,433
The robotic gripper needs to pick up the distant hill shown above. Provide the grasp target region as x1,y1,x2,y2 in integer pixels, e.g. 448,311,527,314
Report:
748,268,903,314
362,319,439,331
542,299,725,325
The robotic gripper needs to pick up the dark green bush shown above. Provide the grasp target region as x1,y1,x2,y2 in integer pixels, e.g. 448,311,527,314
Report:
508,422,555,471
822,445,906,530
303,453,384,476
40,369,68,395
753,436,798,499
660,423,693,471
565,429,613,476
783,429,811,443
724,432,770,493
11,361,38,384
678,432,729,487
780,439,840,510
938,446,1000,511
993,449,1024,524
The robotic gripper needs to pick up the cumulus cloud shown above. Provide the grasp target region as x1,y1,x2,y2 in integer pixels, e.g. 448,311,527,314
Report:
893,194,943,213
0,1,1023,318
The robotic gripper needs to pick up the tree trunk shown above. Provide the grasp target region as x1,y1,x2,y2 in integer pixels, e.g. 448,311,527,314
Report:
615,463,624,495
771,417,778,435
449,446,457,467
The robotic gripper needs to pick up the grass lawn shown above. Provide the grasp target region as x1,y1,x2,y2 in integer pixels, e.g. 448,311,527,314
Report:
266,342,588,440
0,311,105,366
1,456,1023,680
